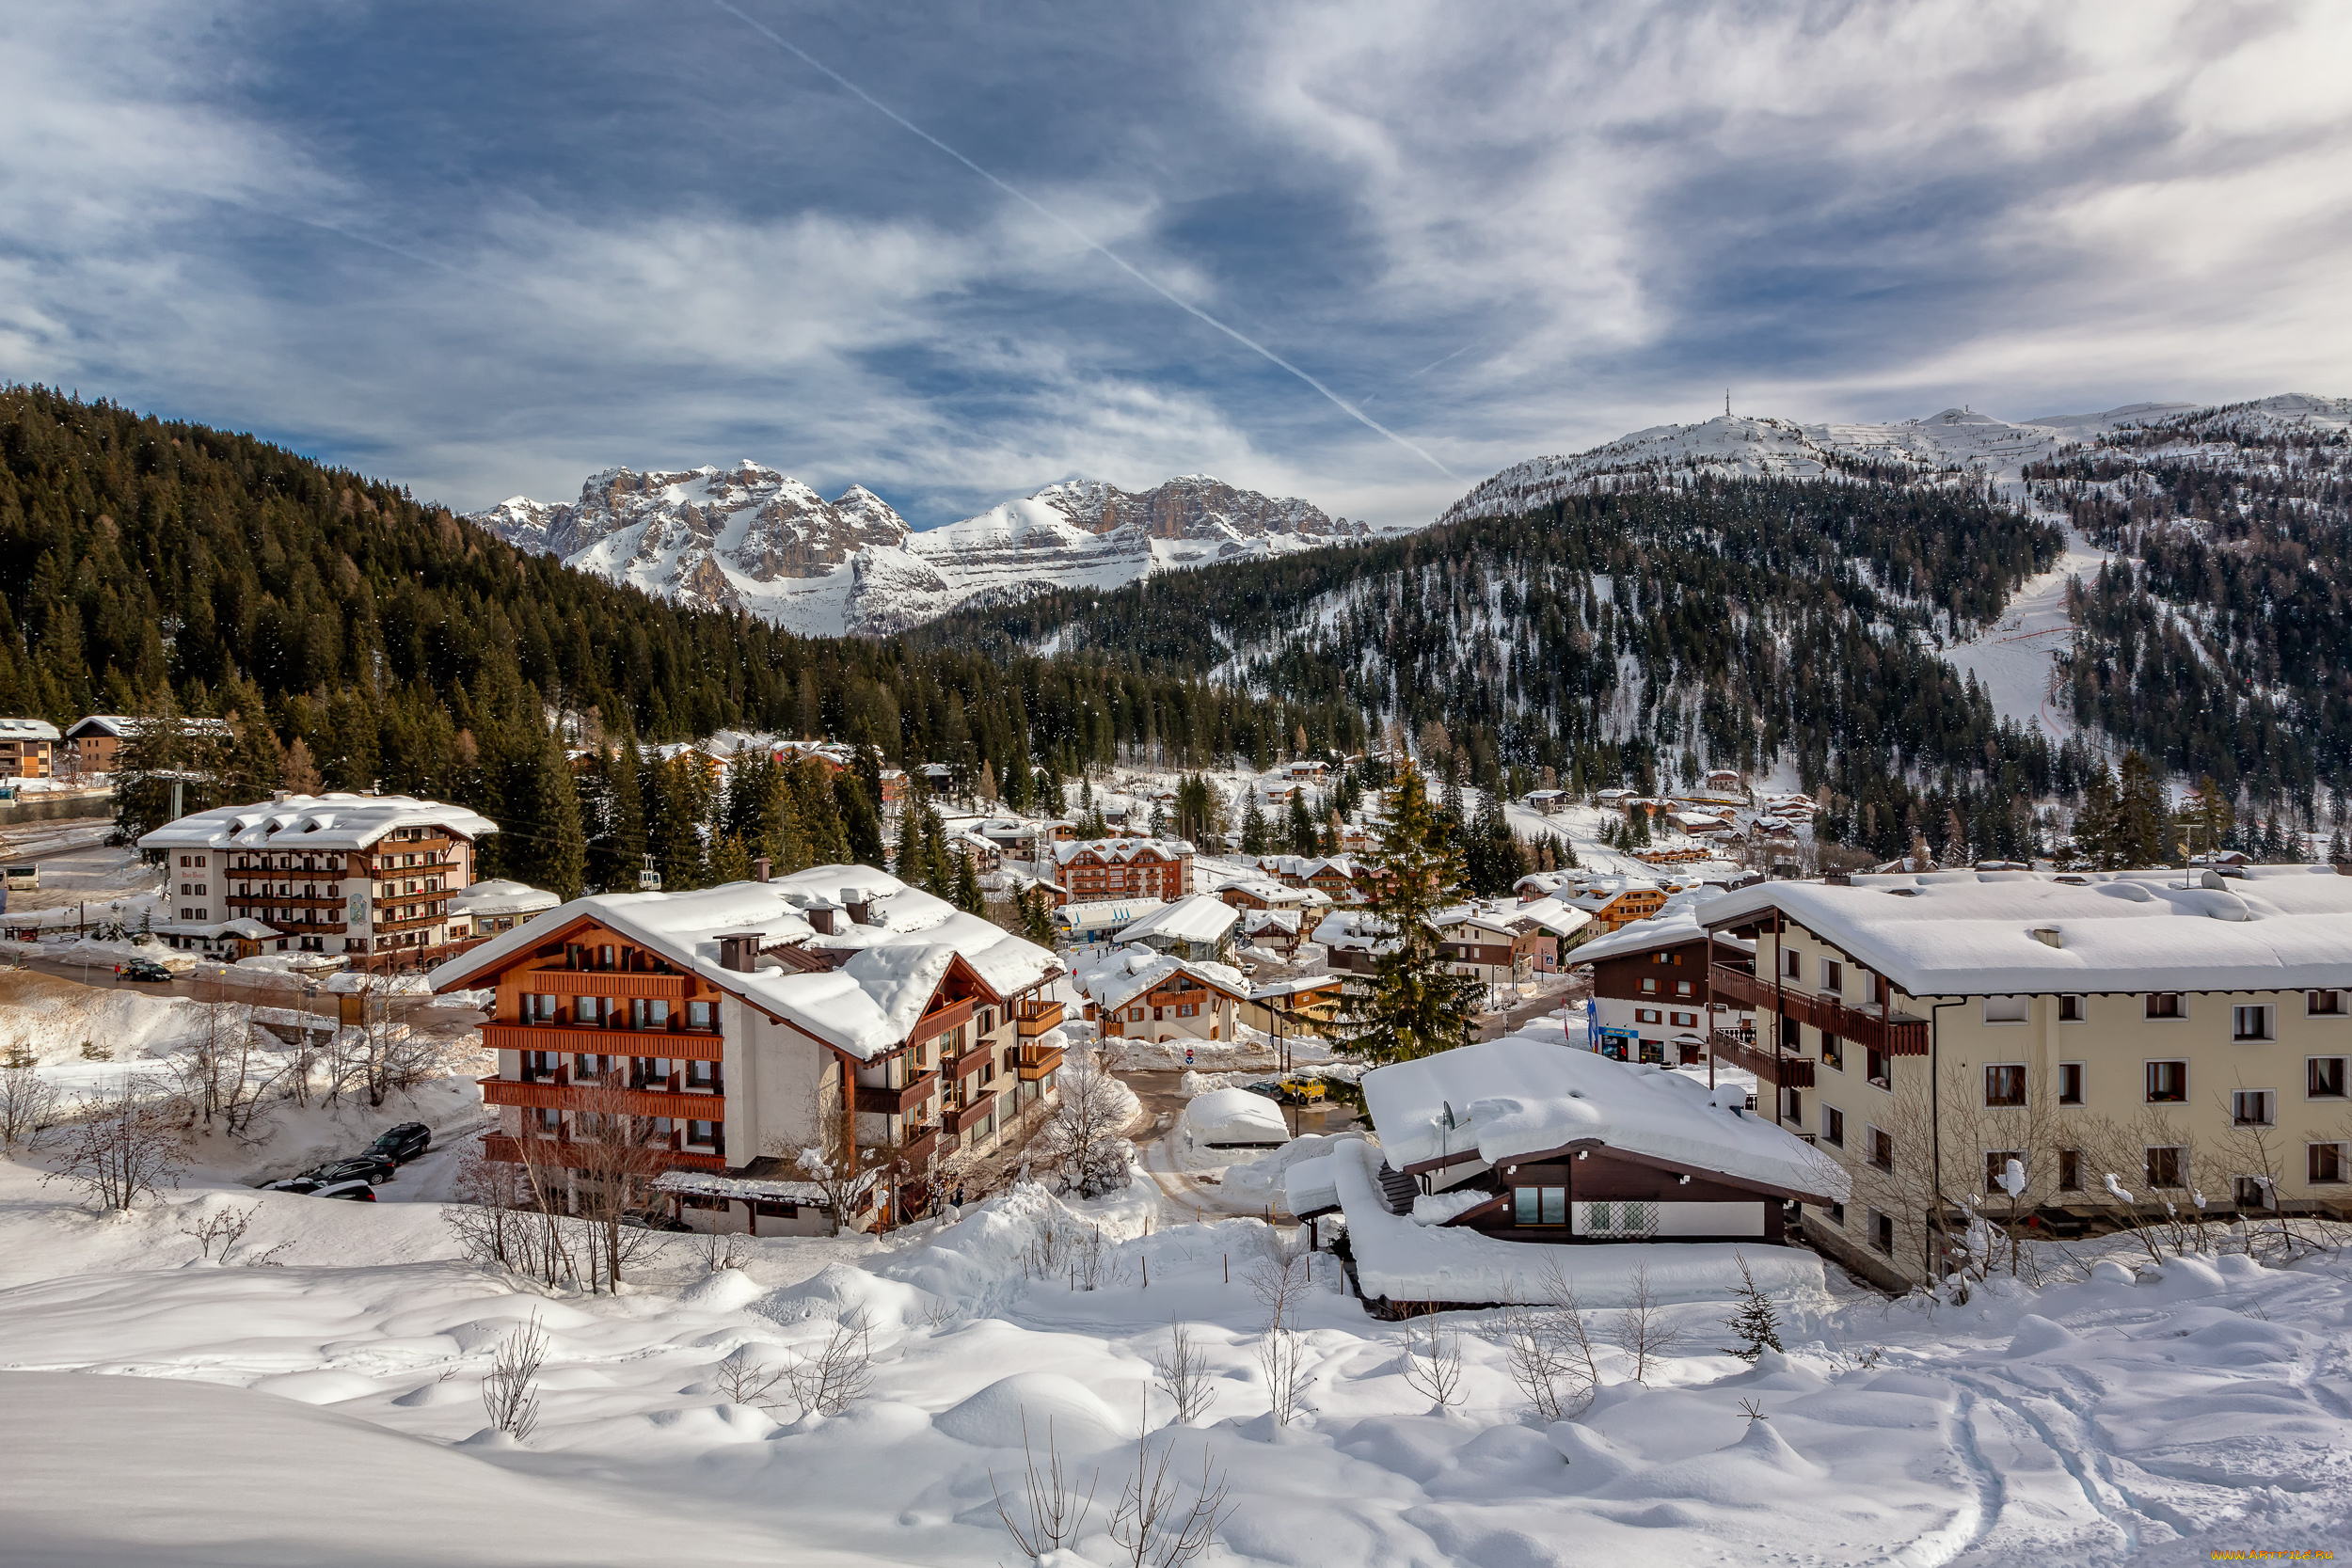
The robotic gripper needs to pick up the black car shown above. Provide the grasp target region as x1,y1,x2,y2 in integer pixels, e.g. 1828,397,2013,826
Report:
368,1122,432,1164
119,959,172,983
262,1174,378,1201
304,1154,397,1186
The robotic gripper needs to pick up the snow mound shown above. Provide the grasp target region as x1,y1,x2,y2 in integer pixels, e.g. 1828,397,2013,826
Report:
680,1268,766,1312
1222,1131,1367,1196
933,1372,1129,1452
1181,1087,1288,1146
2006,1314,2078,1357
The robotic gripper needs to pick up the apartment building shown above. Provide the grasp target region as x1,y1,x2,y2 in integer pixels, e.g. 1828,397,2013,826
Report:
430,864,1065,1233
138,793,495,958
1700,866,2352,1288
1049,836,1193,905
1078,945,1248,1045
1433,901,1551,989
0,719,59,779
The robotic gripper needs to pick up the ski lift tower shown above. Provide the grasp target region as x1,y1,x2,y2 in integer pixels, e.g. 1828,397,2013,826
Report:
637,854,662,893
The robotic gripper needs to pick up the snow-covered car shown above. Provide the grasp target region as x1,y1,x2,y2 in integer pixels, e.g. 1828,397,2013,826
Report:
367,1123,431,1164
263,1175,378,1201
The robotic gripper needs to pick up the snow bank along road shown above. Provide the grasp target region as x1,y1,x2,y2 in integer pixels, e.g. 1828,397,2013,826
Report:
3,1142,2350,1566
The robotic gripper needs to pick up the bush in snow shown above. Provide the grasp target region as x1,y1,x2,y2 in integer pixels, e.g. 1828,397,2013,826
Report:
41,1074,184,1212
1490,1260,1600,1421
0,1041,59,1149
482,1314,548,1443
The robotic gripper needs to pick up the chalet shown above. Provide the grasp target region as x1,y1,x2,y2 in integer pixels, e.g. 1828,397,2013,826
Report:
447,879,560,940
428,863,1065,1234
63,714,233,777
1286,1036,1844,1311
1114,893,1240,963
1216,879,1318,914
1237,907,1309,960
1520,788,1567,815
1049,836,1193,905
1558,876,1668,932
1701,866,2352,1289
1511,895,1597,962
1242,974,1344,1037
1077,944,1248,1044
947,833,1001,874
1313,910,1394,976
138,793,496,961
0,719,59,780
1703,768,1745,794
1256,854,1370,901
1572,895,1756,1066
1432,901,1550,987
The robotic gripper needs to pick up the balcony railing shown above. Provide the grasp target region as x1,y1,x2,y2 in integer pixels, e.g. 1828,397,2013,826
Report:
1016,1044,1064,1081
855,1070,939,1116
1707,1030,1815,1088
480,1077,725,1120
482,1022,724,1061
516,970,690,1000
480,1133,725,1173
1709,964,1928,1055
948,1040,995,1081
945,1094,1000,1134
1015,999,1065,1037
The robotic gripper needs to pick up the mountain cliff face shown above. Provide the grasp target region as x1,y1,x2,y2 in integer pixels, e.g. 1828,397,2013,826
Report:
471,467,1359,636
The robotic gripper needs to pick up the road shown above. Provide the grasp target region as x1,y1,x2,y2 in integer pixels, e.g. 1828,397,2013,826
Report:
1115,1068,1360,1222
7,950,490,1032
1478,977,1589,1040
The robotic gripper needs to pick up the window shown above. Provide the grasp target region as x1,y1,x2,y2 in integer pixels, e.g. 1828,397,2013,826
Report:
686,1119,721,1149
1823,1106,1845,1147
2059,994,2086,1022
1639,976,1658,993
534,1107,563,1132
2311,1057,2349,1100
2058,1061,2085,1105
1867,1126,1894,1172
2231,1089,2275,1127
1824,1201,1846,1227
1820,959,1843,993
2058,1148,2083,1191
686,1059,719,1090
1782,948,1802,980
2146,992,2184,1020
1634,1007,1661,1024
2144,1145,2185,1189
2311,1142,2349,1184
1984,1064,2026,1107
2233,1175,2275,1211
1865,972,1890,1007
687,1000,713,1030
1870,1210,1895,1256
1129,1006,1145,1022
2233,1006,2275,1042
1867,1045,1890,1090
1984,1151,2027,1196
1673,979,1692,997
2308,990,2346,1017
1513,1185,1567,1226
1983,995,2029,1024
2145,1060,2188,1103
1669,1011,1697,1028
1820,1033,1843,1071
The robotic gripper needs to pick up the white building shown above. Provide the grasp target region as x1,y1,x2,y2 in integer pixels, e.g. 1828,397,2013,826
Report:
138,793,497,958
448,879,560,939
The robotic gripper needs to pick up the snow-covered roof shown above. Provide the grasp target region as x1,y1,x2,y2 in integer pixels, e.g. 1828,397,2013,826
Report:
430,864,1058,1061
1313,910,1395,953
448,879,560,918
1183,1086,1289,1144
1051,836,1193,866
137,793,498,852
1073,944,1249,1012
1359,1035,1846,1201
65,714,233,740
0,718,61,742
652,1169,838,1205
1511,896,1596,942
1115,894,1238,946
1702,866,2352,997
1570,893,1753,965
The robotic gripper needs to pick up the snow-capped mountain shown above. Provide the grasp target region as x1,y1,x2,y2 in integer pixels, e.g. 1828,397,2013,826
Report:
1437,401,2215,524
472,466,1363,636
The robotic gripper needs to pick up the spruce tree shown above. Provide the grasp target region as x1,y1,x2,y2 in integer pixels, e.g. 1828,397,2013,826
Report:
1722,1255,1784,1361
1240,795,1269,855
2113,752,2168,866
1336,767,1482,1064
953,851,986,914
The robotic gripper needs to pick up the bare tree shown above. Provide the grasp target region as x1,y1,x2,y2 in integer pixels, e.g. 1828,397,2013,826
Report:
565,1069,667,1292
1399,1305,1464,1409
482,1314,549,1443
327,980,448,1109
992,1413,1101,1560
43,1074,186,1212
1151,1322,1218,1425
1244,1232,1311,1322
1490,1263,1598,1421
1253,1316,1311,1426
780,1081,884,1237
179,1200,259,1261
1612,1263,1680,1383
712,1345,790,1411
781,1310,874,1418
1109,1390,1236,1568
0,1039,60,1149
1035,1048,1136,1197
175,974,289,1138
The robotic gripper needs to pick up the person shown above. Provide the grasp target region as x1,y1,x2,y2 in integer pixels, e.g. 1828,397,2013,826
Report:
952,1182,966,1207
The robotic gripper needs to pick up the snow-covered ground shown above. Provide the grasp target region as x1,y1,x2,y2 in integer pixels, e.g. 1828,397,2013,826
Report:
1943,522,2114,748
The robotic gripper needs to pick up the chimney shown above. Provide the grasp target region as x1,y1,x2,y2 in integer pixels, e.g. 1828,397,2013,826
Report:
808,904,836,935
2030,926,2063,948
841,887,870,927
717,932,760,972
754,857,771,883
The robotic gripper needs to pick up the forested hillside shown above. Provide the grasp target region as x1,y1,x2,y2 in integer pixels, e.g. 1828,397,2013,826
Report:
925,478,2081,863
2026,397,2352,813
0,387,1363,894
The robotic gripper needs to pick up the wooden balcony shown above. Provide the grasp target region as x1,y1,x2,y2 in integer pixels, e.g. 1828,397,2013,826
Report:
480,1133,726,1173
948,1040,996,1081
1709,964,1927,1055
481,1022,724,1061
1016,1044,1063,1081
480,1077,724,1120
945,1093,1000,1134
1015,999,1065,1037
898,1126,940,1167
855,1070,939,1116
1708,1030,1815,1088
914,997,976,1044
515,969,690,1000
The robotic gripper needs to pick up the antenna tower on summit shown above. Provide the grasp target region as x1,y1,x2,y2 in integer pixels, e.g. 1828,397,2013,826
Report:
1724,389,1731,417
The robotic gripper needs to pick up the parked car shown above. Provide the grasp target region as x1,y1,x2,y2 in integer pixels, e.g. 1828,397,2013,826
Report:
262,1174,378,1201
368,1123,432,1164
263,1154,396,1191
118,959,172,983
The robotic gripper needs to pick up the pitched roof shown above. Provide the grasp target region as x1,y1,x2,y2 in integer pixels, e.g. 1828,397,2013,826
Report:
137,793,498,852
1073,944,1250,1011
1115,894,1238,945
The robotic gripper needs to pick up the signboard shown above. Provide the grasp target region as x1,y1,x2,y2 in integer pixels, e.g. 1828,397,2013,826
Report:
1596,1024,1637,1062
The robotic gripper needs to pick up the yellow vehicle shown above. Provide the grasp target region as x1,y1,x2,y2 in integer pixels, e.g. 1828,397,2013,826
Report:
1273,1077,1326,1105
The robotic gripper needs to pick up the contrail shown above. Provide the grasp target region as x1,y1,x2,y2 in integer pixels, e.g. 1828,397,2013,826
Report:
707,0,1453,478
1406,343,1470,379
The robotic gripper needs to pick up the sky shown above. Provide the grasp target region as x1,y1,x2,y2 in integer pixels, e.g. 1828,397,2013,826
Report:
3,0,2348,531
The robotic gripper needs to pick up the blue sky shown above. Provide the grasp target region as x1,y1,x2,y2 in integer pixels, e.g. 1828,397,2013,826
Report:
4,1,2347,530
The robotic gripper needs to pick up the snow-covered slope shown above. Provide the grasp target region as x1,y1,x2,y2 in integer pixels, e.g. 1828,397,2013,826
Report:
1439,402,2208,524
472,467,1363,637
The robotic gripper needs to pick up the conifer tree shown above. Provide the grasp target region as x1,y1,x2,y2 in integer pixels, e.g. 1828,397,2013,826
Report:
1721,1255,1784,1361
1018,884,1057,944
707,832,752,886
1240,795,1269,855
953,851,986,915
1287,792,1317,856
1337,767,1482,1064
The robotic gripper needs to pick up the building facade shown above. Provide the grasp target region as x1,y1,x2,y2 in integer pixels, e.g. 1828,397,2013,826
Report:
1049,837,1194,905
0,719,59,779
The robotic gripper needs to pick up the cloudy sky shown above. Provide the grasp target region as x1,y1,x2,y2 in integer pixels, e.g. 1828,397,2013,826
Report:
4,1,2347,530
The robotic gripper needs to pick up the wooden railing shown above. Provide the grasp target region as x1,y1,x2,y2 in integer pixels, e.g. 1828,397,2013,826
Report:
1015,999,1065,1037
480,1132,725,1173
514,969,690,1000
1709,964,1928,1055
946,1094,999,1135
855,1070,939,1116
1016,1044,1064,1081
482,1022,724,1060
948,1040,996,1081
480,1077,724,1120
1707,1030,1815,1088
